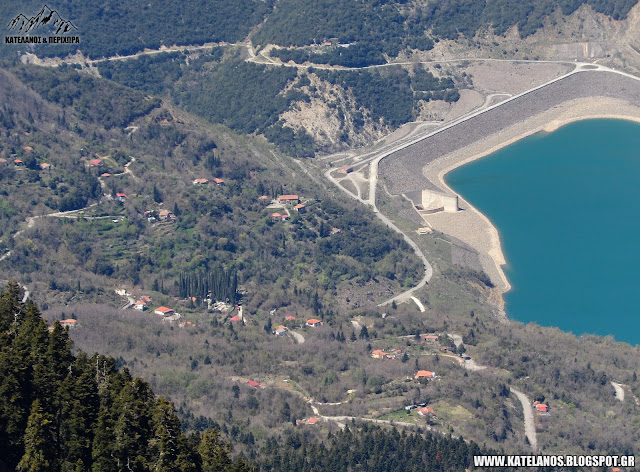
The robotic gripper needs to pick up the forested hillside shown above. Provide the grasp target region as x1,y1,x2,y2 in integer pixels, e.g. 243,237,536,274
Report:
96,50,465,155
3,36,640,463
0,0,271,59
0,63,422,320
3,0,638,152
3,0,636,61
0,282,250,472
2,283,521,472
257,424,511,471
254,0,638,53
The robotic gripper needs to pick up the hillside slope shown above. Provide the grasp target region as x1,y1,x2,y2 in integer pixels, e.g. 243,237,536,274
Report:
0,63,422,317
7,0,640,154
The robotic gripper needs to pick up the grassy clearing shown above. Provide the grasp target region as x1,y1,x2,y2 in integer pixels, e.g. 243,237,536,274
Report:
378,408,423,424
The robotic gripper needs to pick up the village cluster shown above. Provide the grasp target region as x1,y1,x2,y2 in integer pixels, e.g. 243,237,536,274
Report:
1,145,53,169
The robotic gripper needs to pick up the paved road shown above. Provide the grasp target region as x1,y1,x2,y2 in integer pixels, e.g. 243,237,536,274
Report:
324,166,434,307
375,209,433,307
447,337,535,451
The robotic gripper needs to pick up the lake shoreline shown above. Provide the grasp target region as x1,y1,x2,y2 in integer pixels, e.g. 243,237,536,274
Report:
418,97,640,316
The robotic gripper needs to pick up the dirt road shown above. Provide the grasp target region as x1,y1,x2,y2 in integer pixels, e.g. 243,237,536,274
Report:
611,382,625,402
510,388,537,451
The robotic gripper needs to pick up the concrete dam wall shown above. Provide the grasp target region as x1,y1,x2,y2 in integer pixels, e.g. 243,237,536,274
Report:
418,189,459,213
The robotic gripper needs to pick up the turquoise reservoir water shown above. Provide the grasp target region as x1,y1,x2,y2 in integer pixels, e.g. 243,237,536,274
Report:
446,119,640,345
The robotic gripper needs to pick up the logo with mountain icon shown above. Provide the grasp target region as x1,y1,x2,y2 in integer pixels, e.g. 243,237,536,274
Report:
8,4,78,35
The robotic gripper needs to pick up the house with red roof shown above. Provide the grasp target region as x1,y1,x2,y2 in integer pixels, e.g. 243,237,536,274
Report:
23,146,34,152
101,172,111,177
247,380,260,387
306,319,322,327
338,165,353,174
277,194,299,204
286,315,296,321
293,204,306,213
14,159,23,166
297,417,320,425
40,163,51,170
158,210,175,221
134,301,147,311
258,195,270,203
281,214,290,221
193,178,209,185
421,334,439,341
229,315,242,322
116,193,128,202
89,159,102,167
371,349,388,359
154,306,174,316
270,212,283,222
536,404,549,413
59,319,77,328
213,178,225,185
414,370,436,380
418,407,435,416
274,325,287,336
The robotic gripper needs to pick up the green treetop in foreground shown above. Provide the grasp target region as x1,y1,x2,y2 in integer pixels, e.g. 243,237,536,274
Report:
0,281,250,472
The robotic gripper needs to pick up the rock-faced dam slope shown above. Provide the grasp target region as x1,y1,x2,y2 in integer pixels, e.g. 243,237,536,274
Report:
379,70,640,195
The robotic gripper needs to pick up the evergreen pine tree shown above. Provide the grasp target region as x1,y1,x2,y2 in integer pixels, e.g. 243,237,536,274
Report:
359,325,369,340
0,281,23,331
113,378,154,470
198,429,233,471
17,400,55,472
59,356,99,472
150,398,187,472
91,405,117,472
0,301,48,467
153,185,163,203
